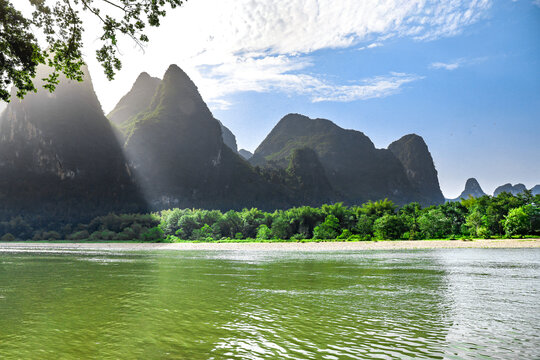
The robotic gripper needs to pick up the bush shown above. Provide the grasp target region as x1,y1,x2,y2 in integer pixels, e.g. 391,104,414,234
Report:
141,227,165,242
418,209,452,239
504,207,530,238
313,215,340,239
68,230,90,241
354,215,373,237
191,224,216,241
477,226,492,239
337,229,353,240
256,224,272,240
1,233,16,241
373,214,406,240
42,231,62,241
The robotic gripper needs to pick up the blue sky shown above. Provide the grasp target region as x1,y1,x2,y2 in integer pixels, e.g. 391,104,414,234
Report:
205,1,540,197
6,0,540,197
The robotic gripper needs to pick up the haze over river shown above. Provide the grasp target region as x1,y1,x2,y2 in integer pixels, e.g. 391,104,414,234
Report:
1,248,538,359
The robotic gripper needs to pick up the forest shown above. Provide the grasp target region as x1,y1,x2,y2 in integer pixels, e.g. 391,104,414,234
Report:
1,191,538,242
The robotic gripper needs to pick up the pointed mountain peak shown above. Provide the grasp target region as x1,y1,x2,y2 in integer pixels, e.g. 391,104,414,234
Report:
464,178,485,193
446,178,486,202
162,64,195,85
465,177,481,188
149,64,205,115
455,178,486,199
108,71,161,125
133,72,160,86
136,71,151,80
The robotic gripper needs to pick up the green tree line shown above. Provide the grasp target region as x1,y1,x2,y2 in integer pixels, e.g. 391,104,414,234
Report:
1,191,539,242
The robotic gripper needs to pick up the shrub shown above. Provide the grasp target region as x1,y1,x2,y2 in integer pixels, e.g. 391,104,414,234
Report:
354,215,373,237
42,231,62,241
504,207,530,238
256,224,272,240
477,226,492,239
418,209,452,239
1,233,16,241
191,224,215,241
141,227,165,242
68,230,90,241
373,214,406,240
337,229,353,240
313,215,340,239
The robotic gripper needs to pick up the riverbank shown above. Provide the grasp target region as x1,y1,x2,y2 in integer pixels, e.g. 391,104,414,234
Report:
1,239,539,251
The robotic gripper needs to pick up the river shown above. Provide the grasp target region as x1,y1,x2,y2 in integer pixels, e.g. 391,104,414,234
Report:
1,248,538,359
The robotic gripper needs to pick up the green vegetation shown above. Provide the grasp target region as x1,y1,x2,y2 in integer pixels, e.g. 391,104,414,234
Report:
1,191,538,242
1,0,184,102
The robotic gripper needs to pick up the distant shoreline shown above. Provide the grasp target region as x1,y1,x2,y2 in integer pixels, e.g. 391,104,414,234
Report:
1,239,539,252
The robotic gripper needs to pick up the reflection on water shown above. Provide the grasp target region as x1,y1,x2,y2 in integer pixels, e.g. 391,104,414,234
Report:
0,249,538,359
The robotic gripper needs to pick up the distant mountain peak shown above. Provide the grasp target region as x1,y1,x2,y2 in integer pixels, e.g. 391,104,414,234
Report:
493,183,528,196
447,177,486,202
465,178,483,191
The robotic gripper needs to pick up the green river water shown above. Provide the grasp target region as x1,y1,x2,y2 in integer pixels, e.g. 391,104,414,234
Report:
0,248,539,359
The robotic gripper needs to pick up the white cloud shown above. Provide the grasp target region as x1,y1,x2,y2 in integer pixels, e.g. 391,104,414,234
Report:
534,0,540,7
430,57,488,71
431,62,461,70
358,42,383,51
311,73,424,102
195,56,422,107
13,0,493,111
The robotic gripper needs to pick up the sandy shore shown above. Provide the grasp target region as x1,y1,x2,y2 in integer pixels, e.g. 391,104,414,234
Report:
1,239,539,251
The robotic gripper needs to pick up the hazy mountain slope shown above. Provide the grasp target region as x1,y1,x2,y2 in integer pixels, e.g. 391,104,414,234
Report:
117,65,290,209
238,149,253,160
388,134,445,205
250,113,416,205
108,72,161,127
108,73,239,152
0,65,145,221
218,120,238,153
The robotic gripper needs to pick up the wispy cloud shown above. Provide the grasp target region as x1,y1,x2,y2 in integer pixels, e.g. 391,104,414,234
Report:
193,56,422,108
71,0,494,110
431,62,461,70
358,42,383,51
311,73,424,102
430,57,488,71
